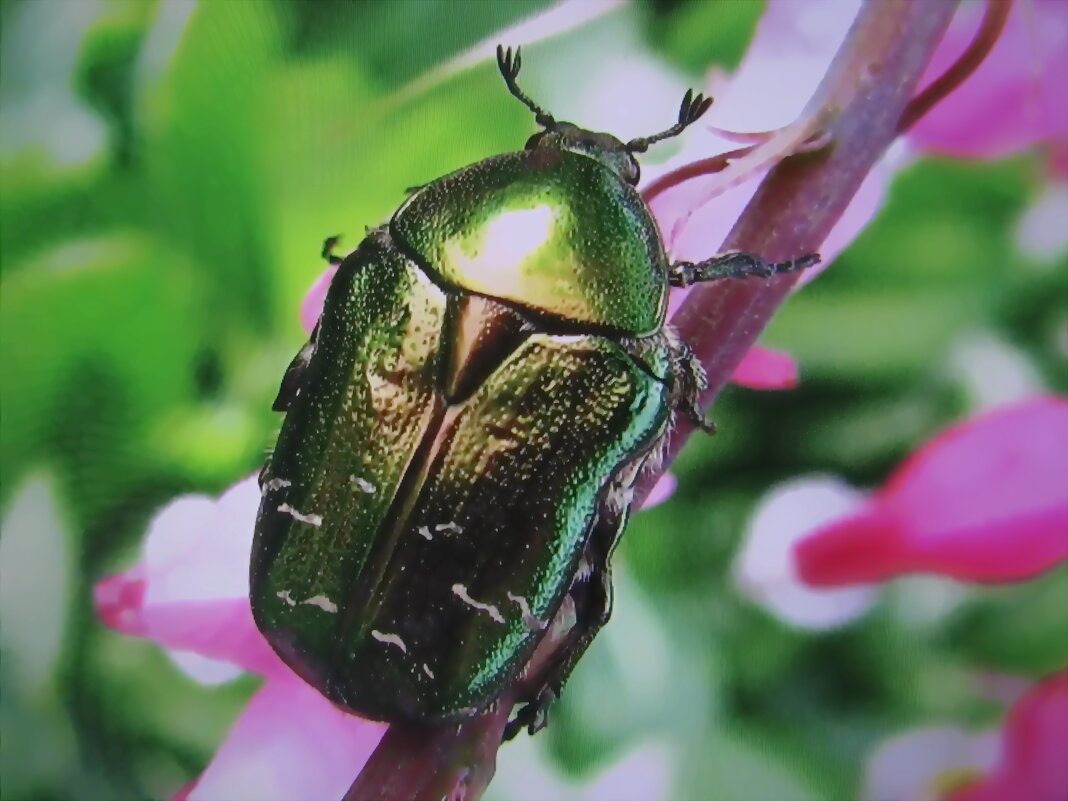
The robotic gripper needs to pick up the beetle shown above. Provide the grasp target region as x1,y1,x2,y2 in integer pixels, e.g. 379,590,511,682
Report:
250,45,816,738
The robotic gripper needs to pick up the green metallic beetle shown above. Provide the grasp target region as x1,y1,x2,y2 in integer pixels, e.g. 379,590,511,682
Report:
251,46,815,737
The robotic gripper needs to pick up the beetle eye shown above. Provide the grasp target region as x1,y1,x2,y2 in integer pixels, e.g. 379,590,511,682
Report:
525,132,546,150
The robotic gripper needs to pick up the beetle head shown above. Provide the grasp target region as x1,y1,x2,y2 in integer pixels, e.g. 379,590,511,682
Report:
524,123,642,185
497,45,713,187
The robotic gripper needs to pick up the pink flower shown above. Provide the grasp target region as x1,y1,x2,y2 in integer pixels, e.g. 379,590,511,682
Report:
949,672,1068,801
908,0,1068,160
860,672,1068,801
728,346,799,390
298,265,337,334
861,726,999,801
795,397,1068,587
732,476,879,630
95,477,387,801
734,397,1068,630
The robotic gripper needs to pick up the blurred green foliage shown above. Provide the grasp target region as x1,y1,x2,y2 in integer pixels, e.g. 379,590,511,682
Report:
1,1,1065,800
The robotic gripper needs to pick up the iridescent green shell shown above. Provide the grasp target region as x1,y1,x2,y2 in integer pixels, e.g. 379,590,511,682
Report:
392,149,669,336
250,230,672,722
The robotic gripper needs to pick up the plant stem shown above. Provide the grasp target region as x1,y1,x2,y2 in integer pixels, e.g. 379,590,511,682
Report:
634,0,960,506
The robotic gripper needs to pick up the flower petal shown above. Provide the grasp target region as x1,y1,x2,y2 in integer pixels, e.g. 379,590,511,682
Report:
733,476,878,630
729,345,799,390
299,266,338,334
141,476,259,605
95,475,289,677
796,397,1068,586
188,675,387,801
798,162,888,286
909,0,1068,159
641,473,677,510
1015,180,1068,262
951,672,1068,801
709,0,862,133
861,726,999,801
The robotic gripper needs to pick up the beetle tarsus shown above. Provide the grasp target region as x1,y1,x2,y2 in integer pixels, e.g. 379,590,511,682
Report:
503,686,555,741
672,337,716,435
668,251,820,287
321,235,344,266
677,88,714,127
496,44,555,128
688,409,717,435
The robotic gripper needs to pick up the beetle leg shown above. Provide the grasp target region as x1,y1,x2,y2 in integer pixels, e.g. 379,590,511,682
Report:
666,333,717,435
504,567,613,740
321,235,344,266
504,497,624,740
668,251,820,287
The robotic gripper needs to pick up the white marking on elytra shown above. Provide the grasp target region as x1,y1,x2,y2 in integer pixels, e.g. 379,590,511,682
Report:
371,629,408,653
422,663,435,680
417,525,433,541
302,594,338,613
263,477,291,493
277,503,322,527
434,522,463,534
507,591,547,631
349,475,376,494
452,583,505,624
276,590,296,606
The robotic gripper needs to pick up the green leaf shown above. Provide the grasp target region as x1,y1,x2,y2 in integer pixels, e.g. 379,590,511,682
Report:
0,234,204,511
941,568,1068,676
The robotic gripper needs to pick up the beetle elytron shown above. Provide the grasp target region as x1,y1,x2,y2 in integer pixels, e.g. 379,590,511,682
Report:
251,46,815,737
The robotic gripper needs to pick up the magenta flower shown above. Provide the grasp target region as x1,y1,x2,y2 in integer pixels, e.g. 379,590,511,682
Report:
949,672,1068,801
861,672,1068,801
907,0,1068,160
95,477,387,801
734,397,1068,630
795,397,1068,587
732,476,879,630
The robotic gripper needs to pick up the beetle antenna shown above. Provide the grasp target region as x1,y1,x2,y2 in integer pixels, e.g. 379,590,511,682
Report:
497,45,555,129
626,89,713,153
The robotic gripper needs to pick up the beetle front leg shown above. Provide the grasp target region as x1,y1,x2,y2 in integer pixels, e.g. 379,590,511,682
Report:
669,251,819,287
667,334,716,435
321,235,344,266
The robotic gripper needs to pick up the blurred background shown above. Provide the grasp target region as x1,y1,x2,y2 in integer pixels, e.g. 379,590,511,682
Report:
1,1,1065,799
